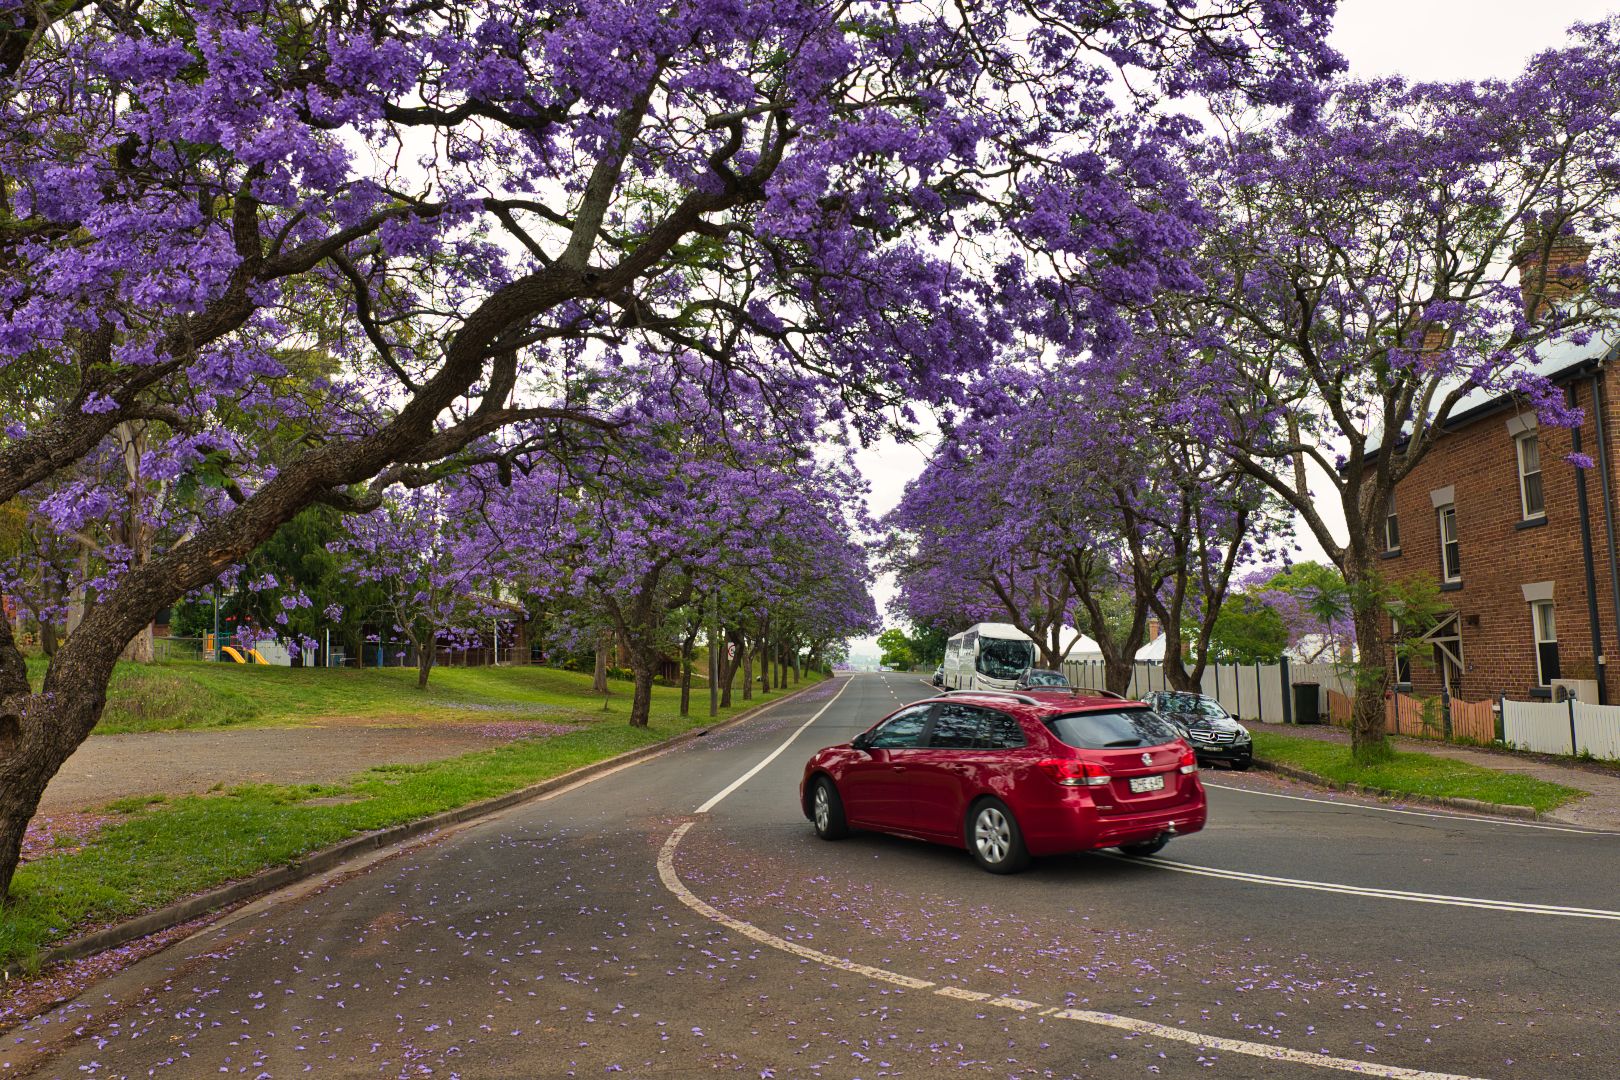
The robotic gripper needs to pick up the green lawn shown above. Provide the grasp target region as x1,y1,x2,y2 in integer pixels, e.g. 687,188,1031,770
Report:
23,656,721,733
2,666,824,971
1251,730,1583,813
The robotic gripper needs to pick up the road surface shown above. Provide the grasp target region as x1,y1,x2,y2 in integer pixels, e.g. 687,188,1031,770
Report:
8,672,1618,1079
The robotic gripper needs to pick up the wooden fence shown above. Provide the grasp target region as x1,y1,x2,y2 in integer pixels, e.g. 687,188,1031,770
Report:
1325,689,1497,743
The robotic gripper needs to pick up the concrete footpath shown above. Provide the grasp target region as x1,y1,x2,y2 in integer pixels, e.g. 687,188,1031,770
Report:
1256,720,1620,830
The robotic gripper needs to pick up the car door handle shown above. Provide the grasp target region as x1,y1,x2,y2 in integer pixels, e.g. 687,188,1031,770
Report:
892,765,907,772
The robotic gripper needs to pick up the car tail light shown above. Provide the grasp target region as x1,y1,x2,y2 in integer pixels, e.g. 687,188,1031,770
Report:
1178,747,1198,774
1038,757,1110,787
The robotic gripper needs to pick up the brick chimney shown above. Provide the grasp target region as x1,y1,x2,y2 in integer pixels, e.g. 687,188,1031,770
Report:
1147,616,1161,642
1515,225,1591,320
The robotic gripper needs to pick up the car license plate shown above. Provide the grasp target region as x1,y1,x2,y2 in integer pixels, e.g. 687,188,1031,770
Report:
1129,774,1165,794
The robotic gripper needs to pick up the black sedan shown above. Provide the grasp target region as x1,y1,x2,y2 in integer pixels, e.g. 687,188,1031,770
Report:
1141,690,1252,770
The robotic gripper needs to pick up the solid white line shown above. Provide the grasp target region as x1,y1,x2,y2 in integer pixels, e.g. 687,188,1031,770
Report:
655,823,1489,1080
1109,854,1620,920
1202,781,1610,835
694,675,855,814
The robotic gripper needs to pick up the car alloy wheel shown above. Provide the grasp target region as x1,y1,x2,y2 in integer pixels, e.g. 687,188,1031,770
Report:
975,806,1011,863
810,777,849,840
967,799,1029,873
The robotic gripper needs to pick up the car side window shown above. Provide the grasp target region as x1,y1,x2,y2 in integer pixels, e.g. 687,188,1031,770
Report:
929,703,983,749
979,709,1027,749
868,706,932,749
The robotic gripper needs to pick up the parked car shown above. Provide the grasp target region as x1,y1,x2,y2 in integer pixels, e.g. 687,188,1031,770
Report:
1015,668,1070,690
1140,691,1253,770
800,689,1206,873
931,665,945,687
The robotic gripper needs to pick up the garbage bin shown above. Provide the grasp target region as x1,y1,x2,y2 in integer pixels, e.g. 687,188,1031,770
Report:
1292,682,1321,724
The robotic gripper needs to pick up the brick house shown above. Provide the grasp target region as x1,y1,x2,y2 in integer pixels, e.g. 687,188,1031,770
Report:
1381,335,1620,705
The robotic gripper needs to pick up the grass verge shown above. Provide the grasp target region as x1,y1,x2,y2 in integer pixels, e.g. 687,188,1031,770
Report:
1,671,824,972
23,657,718,734
1250,730,1583,813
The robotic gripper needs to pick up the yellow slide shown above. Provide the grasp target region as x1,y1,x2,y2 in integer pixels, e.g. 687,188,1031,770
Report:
221,646,246,663
246,649,269,665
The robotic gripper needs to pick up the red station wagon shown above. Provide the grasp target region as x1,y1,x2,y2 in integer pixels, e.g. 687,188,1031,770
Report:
800,689,1207,873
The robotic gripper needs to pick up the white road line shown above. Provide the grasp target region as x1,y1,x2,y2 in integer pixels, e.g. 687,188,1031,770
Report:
1202,781,1610,835
656,825,1489,1080
1109,854,1620,920
657,824,933,989
694,675,855,814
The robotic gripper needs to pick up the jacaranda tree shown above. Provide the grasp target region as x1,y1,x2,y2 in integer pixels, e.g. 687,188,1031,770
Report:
0,0,1339,897
1180,19,1620,759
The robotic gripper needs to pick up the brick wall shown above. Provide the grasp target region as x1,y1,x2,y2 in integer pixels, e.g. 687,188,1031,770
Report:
1383,365,1620,703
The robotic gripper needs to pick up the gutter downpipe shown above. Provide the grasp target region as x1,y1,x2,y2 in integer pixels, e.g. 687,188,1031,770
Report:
1591,360,1620,705
1569,382,1607,704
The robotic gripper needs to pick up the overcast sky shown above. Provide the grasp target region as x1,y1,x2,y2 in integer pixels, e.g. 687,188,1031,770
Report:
849,0,1620,652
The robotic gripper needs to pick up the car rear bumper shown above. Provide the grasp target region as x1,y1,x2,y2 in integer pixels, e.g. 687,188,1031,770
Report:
1019,790,1207,856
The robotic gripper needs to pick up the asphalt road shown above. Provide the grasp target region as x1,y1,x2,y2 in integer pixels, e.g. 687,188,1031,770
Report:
8,672,1620,1079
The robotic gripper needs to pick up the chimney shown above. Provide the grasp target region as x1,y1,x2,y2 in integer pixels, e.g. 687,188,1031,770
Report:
1147,616,1161,643
1515,225,1591,321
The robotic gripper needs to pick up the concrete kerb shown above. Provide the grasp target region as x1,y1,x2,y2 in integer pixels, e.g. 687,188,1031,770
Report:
1253,758,1542,820
1,677,832,982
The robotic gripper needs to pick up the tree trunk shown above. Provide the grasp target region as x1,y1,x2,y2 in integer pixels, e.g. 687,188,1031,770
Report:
592,632,609,695
1102,654,1134,697
679,623,698,718
741,641,753,701
628,648,655,728
1347,564,1394,763
720,629,738,708
416,640,434,689
0,617,117,900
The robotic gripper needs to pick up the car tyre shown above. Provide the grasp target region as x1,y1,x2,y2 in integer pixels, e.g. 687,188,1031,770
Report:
811,777,850,840
1231,755,1253,772
967,798,1030,874
1118,837,1168,857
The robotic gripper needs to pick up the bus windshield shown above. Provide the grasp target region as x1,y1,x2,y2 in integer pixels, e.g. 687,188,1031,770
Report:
976,638,1035,680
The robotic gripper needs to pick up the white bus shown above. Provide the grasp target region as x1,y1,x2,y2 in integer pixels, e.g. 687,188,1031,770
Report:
941,622,1039,691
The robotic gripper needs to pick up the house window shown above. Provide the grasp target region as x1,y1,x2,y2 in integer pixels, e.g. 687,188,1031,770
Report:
1532,601,1560,686
1437,504,1461,582
1391,617,1411,686
1384,490,1400,551
1517,433,1545,519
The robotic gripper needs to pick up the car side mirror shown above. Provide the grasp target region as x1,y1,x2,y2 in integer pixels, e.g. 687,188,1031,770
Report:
851,732,873,751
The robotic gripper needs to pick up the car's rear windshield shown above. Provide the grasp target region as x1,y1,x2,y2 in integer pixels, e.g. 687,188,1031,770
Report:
1045,709,1182,749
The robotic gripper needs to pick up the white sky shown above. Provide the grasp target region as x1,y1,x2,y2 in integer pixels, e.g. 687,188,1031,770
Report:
849,0,1620,654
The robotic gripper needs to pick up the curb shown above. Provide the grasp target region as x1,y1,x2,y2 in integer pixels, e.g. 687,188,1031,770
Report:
1252,758,1542,820
3,677,833,982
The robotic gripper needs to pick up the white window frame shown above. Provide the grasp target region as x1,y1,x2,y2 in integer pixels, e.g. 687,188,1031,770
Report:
1383,490,1400,552
1437,504,1461,582
1516,432,1545,520
1532,600,1559,687
1390,617,1411,685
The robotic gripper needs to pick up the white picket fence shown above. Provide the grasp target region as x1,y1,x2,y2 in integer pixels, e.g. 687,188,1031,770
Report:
1502,698,1620,759
1059,657,1354,725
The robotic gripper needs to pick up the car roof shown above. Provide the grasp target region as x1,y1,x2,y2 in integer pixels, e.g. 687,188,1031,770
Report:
925,690,1144,715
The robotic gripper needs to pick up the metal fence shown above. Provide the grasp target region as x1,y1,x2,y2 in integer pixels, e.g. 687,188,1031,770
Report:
1059,657,1352,725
